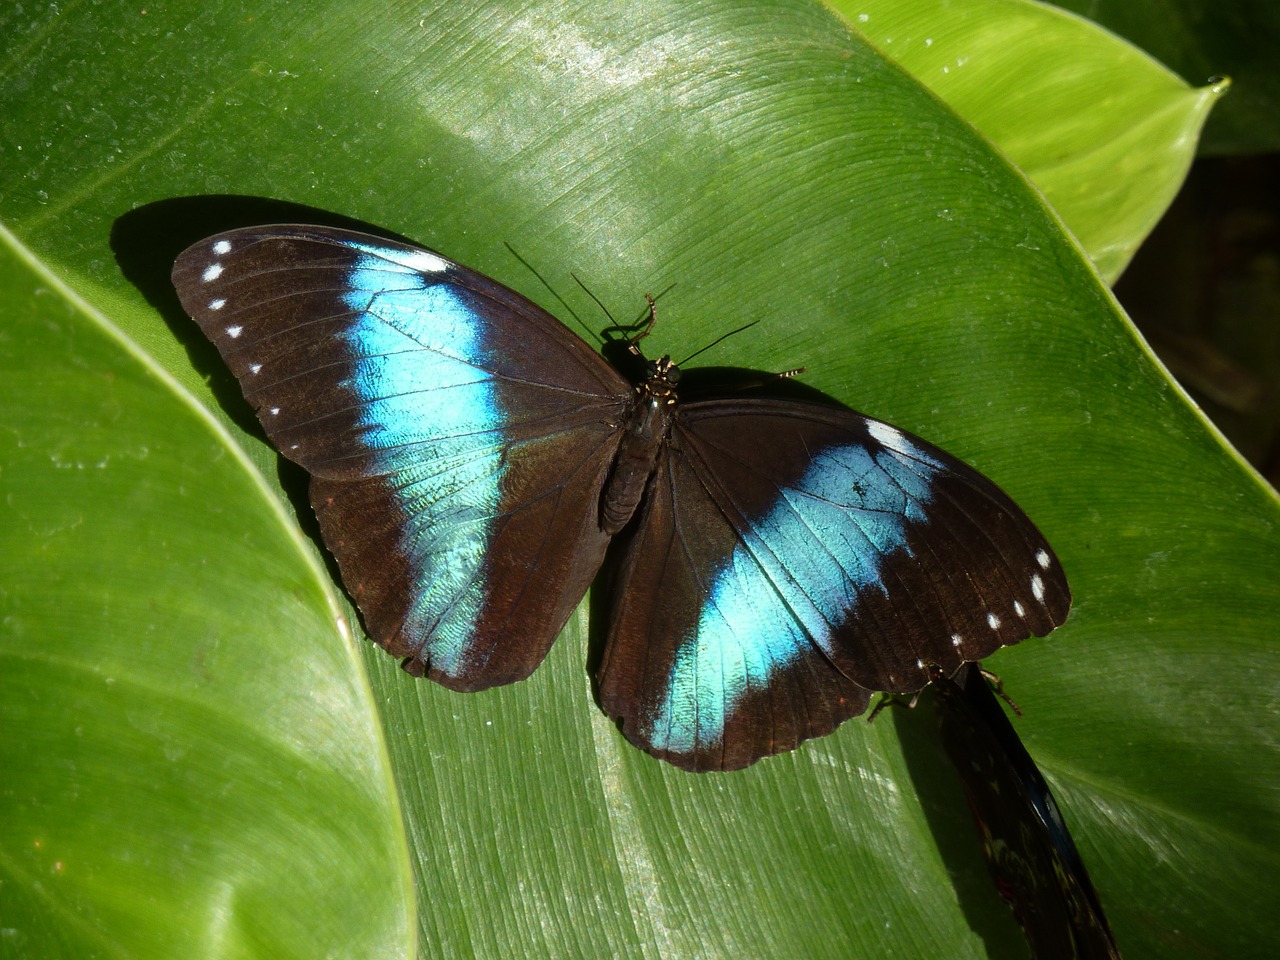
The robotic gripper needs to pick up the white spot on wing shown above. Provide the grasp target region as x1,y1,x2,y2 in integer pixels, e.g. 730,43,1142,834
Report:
1031,574,1045,602
202,263,223,282
208,298,226,311
950,634,963,647
249,363,262,375
350,240,451,274
403,249,450,273
864,418,945,468
867,421,905,448
986,612,1001,630
225,325,242,338
212,239,232,255
1013,600,1026,618
1036,549,1051,570
269,407,280,416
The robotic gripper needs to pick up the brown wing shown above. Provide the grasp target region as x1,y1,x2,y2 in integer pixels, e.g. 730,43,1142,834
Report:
598,442,871,772
599,397,1070,770
173,225,630,688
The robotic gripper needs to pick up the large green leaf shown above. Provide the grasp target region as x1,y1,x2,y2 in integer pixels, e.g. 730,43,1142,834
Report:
0,229,414,958
1048,0,1280,155
841,0,1223,281
2,2,1275,959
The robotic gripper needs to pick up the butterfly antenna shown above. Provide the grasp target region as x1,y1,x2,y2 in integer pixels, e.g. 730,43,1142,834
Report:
571,272,619,328
676,318,805,379
505,243,601,344
676,319,762,367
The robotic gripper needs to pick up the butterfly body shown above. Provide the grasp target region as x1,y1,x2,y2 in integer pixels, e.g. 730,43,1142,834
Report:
173,225,1071,771
601,356,678,535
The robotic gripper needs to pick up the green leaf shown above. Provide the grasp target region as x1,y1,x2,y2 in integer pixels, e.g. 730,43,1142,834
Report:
2,2,1275,959
838,0,1224,281
1047,0,1280,155
0,229,414,959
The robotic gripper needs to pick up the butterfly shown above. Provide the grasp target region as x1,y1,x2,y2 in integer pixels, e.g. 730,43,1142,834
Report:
929,664,1120,958
172,225,1071,771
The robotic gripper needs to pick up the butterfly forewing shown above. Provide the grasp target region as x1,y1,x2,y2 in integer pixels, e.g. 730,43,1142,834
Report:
600,397,1069,768
173,226,630,689
679,400,1069,691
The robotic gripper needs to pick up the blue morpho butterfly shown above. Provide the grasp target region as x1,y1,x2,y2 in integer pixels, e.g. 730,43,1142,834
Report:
929,665,1120,958
172,225,1071,772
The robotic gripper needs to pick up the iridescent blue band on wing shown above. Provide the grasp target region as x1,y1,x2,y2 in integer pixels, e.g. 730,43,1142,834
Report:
338,247,507,677
650,438,940,755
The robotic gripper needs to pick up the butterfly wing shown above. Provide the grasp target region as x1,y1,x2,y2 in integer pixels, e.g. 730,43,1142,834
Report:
173,225,630,690
598,398,1070,770
598,442,873,771
933,665,1120,958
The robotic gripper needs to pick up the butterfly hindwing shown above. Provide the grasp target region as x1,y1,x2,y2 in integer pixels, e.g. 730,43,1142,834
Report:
309,417,621,688
173,226,630,689
599,398,1070,770
599,444,873,771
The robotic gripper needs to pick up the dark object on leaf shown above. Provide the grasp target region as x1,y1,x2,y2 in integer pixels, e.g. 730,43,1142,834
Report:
932,664,1121,959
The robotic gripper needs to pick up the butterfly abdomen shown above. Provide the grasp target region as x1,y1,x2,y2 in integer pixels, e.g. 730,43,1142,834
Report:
601,375,677,535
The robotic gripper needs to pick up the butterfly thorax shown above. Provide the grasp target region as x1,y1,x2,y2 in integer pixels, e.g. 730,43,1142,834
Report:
600,356,680,535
